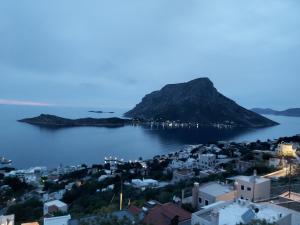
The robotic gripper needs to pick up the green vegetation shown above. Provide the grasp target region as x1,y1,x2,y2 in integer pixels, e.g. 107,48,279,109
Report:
0,177,33,207
6,198,43,225
78,214,145,225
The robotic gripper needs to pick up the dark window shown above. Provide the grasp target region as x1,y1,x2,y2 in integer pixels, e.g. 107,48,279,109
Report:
205,200,209,206
199,197,202,203
241,185,244,190
247,187,251,191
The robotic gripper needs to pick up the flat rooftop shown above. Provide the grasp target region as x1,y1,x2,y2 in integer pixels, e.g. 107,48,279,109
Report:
44,215,71,225
175,169,194,175
230,175,270,184
194,201,290,225
44,200,67,207
199,182,234,197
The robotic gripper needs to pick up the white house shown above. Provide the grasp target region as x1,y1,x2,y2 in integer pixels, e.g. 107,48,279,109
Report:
44,215,71,225
131,179,158,188
231,172,271,202
192,182,236,209
43,189,66,202
44,200,68,216
198,154,217,170
191,200,300,225
172,169,195,183
0,215,14,225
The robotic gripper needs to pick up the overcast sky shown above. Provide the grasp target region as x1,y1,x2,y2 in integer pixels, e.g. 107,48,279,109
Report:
0,0,299,110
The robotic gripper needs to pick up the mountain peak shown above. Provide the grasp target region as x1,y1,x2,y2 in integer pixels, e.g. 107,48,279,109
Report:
125,78,278,128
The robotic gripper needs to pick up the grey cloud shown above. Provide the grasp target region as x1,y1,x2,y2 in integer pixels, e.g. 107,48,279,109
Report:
0,0,299,109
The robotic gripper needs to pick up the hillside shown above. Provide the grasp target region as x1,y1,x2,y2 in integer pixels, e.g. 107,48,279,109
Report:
125,78,278,128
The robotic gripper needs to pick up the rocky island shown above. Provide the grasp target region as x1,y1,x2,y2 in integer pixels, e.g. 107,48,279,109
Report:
19,114,132,127
19,78,279,129
89,110,114,114
125,78,279,128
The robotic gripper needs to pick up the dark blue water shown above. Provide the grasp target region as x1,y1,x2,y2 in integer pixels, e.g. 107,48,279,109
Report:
0,105,299,169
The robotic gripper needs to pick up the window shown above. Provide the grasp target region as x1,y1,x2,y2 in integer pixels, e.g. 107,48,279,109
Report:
205,200,209,206
247,187,251,191
241,185,244,190
241,196,244,199
199,197,202,203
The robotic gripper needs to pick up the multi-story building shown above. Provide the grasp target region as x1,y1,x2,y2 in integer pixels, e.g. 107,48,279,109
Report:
172,169,195,183
232,172,271,202
198,154,216,170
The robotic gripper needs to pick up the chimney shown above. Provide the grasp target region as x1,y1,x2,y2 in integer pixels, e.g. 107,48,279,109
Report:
211,209,220,225
250,169,257,183
192,182,200,209
253,169,257,177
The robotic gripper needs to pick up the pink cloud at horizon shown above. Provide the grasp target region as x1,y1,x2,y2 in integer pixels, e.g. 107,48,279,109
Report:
0,99,53,107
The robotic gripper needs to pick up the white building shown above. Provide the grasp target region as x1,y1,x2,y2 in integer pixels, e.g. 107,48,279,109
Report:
192,200,300,225
232,173,271,202
172,169,195,183
192,182,236,209
44,215,71,225
198,154,217,170
5,167,47,185
44,200,68,216
131,179,158,188
43,189,66,202
0,215,14,225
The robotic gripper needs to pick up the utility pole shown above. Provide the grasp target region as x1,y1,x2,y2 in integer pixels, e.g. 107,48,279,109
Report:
252,170,257,202
120,177,123,210
288,162,292,198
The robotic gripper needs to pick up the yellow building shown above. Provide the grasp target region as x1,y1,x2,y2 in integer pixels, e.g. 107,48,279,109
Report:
276,143,297,158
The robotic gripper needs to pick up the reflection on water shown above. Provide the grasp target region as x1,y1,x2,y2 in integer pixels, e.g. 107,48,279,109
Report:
0,105,299,169
142,126,249,145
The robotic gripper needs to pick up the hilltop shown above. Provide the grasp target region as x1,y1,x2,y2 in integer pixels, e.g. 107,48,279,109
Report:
125,78,278,128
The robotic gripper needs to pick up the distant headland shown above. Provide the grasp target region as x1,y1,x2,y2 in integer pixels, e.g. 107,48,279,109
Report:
89,110,115,114
18,114,132,128
252,108,300,117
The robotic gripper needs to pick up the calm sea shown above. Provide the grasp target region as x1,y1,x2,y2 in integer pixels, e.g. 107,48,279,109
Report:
0,105,299,169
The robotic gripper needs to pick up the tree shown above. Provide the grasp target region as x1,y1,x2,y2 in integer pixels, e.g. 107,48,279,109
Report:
6,198,42,223
3,177,31,193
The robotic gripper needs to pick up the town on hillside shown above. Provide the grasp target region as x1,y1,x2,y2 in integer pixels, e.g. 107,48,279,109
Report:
1,135,300,225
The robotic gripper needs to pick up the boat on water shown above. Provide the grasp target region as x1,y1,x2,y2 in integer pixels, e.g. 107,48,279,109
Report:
0,156,12,165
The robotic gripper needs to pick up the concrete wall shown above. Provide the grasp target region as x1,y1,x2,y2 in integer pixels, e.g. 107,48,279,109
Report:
191,213,212,225
236,179,270,201
198,191,216,207
216,191,236,202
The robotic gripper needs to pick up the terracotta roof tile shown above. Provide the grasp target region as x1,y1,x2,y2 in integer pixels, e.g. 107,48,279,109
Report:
143,203,191,225
128,205,142,215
